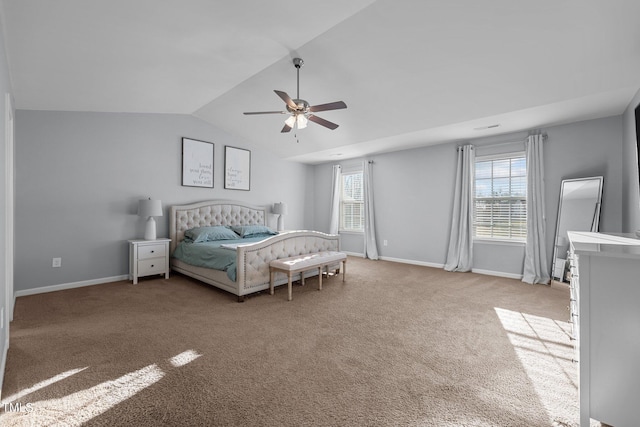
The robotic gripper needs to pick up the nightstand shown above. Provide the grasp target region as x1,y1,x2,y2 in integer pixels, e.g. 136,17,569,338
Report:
128,238,171,284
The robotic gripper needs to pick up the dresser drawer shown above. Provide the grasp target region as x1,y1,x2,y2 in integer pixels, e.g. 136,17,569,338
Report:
138,244,166,260
138,258,166,276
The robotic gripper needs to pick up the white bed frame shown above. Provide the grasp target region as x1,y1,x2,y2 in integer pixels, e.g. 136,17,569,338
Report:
169,200,340,301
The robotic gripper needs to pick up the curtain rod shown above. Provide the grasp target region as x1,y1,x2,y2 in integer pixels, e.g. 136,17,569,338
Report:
461,134,548,150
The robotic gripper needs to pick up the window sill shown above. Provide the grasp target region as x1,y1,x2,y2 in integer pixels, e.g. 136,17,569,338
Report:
339,230,364,235
474,238,526,247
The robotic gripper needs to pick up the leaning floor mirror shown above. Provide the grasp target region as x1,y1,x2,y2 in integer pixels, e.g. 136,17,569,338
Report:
551,176,604,282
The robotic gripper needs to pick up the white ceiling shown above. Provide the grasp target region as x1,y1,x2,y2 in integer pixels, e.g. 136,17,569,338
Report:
3,0,640,164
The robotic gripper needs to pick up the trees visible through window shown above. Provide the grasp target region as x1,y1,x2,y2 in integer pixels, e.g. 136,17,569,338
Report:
340,171,364,232
474,154,527,240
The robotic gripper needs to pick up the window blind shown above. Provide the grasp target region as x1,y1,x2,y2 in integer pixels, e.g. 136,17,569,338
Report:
340,171,364,231
474,154,527,240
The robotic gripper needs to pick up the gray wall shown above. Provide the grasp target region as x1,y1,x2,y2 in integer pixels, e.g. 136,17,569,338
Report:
14,109,624,293
314,144,457,263
622,87,640,232
14,111,313,291
313,115,624,277
0,14,13,386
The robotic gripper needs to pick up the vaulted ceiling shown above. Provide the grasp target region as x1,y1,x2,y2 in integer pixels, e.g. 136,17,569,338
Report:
3,0,640,164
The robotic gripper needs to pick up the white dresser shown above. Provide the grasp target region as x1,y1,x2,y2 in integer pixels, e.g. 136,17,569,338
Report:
128,238,171,284
567,231,640,427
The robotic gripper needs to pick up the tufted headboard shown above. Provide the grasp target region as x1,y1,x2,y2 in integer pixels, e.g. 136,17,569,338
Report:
169,200,267,253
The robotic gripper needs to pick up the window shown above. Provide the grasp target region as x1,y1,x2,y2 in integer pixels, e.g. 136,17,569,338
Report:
340,171,364,232
474,153,527,240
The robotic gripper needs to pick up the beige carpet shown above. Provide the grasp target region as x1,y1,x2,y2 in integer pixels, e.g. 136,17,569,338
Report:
1,257,584,426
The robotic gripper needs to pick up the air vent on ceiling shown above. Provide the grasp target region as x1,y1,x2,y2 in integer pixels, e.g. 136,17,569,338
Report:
473,124,501,131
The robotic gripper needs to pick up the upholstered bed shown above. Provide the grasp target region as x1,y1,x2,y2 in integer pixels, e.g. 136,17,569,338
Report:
169,200,340,301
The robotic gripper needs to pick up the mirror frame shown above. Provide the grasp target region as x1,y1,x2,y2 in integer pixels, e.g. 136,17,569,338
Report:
551,176,604,282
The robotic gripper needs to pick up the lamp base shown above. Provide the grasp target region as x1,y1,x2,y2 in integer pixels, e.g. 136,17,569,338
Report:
144,217,157,240
277,215,284,232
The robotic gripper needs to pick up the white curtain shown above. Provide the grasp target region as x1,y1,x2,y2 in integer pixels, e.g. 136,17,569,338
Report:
444,145,474,272
522,134,550,284
329,165,341,234
363,161,379,260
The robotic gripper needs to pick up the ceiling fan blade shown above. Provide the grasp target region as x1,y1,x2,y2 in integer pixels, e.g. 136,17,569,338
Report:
308,114,339,130
281,124,292,133
309,101,347,113
243,111,286,115
274,90,298,110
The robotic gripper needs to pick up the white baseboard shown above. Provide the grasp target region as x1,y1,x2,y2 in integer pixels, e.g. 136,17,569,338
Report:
342,251,364,258
370,254,522,280
379,256,445,269
471,268,523,280
14,275,129,298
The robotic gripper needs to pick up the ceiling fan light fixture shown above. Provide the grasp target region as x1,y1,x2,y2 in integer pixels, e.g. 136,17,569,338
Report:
285,115,296,128
296,114,308,129
285,113,308,130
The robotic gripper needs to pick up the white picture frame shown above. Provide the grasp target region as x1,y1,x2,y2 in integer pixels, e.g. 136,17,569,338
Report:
182,138,214,188
224,146,251,191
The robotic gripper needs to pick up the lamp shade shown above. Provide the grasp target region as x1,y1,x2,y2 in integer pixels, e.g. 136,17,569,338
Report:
285,115,296,128
296,114,308,129
273,202,288,215
138,199,163,218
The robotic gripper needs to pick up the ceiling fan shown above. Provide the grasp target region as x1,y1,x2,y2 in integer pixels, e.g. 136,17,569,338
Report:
243,57,347,133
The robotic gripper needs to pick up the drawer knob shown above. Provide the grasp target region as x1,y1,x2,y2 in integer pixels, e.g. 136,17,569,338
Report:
151,250,155,253
151,264,154,268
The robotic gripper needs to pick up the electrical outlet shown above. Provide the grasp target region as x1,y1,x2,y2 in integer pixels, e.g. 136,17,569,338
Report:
383,240,388,246
52,257,62,268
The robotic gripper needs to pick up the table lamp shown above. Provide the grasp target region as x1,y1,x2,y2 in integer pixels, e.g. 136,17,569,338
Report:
273,202,288,232
138,198,163,240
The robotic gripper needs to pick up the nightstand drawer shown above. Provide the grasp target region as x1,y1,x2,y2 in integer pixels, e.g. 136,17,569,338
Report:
138,258,166,276
138,244,166,260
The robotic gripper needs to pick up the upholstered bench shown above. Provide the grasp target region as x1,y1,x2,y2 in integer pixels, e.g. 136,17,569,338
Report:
269,251,347,301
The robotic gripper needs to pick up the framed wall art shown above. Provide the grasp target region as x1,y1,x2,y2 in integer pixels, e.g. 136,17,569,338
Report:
182,138,214,188
224,146,251,191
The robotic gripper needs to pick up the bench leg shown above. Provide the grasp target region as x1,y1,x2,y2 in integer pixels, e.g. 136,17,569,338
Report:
269,269,275,295
342,259,346,282
288,273,293,301
318,266,323,290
